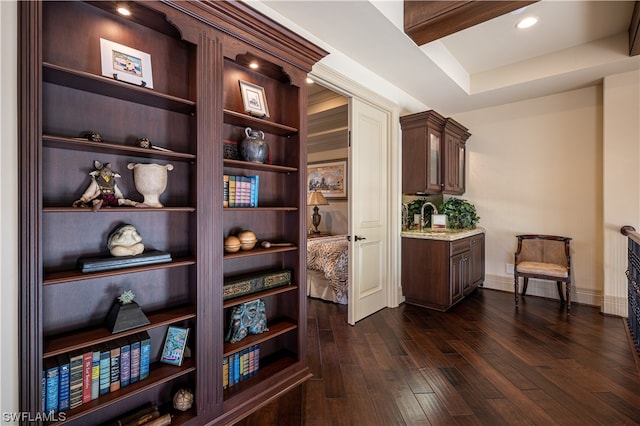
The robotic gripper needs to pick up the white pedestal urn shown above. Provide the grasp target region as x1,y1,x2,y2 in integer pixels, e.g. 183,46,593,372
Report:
128,163,174,207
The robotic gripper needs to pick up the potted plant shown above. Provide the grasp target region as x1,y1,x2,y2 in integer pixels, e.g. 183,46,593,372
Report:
439,198,480,229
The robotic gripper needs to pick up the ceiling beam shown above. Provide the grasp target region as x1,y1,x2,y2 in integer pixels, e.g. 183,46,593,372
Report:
630,1,640,56
404,0,538,46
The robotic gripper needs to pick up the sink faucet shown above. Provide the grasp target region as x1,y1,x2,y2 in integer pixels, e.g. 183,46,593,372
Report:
420,202,438,230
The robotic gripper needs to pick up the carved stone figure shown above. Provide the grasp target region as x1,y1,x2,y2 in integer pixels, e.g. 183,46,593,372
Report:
107,224,145,257
73,160,146,211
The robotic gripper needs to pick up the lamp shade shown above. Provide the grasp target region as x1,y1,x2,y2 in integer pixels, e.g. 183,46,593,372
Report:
307,190,329,206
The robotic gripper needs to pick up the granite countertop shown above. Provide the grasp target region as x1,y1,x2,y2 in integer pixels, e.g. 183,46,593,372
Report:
401,226,485,241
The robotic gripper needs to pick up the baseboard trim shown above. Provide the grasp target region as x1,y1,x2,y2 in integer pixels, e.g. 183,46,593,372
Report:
483,274,603,309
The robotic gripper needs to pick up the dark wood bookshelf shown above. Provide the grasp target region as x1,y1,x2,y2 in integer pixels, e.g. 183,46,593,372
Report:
43,257,196,285
223,318,297,357
43,305,196,357
223,284,298,308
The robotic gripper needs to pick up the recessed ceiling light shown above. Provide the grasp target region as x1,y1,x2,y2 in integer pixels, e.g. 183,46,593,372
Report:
249,62,259,69
516,16,538,29
116,4,131,16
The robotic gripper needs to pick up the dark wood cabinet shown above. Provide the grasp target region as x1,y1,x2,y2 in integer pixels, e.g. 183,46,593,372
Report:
19,1,326,424
400,111,471,195
401,232,484,311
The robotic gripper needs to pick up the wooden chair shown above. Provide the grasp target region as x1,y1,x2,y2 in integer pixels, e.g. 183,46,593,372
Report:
514,235,572,314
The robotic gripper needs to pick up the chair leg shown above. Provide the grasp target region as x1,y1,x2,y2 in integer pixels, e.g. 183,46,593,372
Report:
566,281,571,315
522,277,529,296
556,281,565,305
514,276,519,307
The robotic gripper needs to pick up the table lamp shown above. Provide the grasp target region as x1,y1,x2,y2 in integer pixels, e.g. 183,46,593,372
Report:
307,190,329,233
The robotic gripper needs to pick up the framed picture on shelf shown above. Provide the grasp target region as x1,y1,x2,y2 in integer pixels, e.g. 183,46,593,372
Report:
100,38,154,88
160,326,189,366
307,159,347,199
239,80,270,118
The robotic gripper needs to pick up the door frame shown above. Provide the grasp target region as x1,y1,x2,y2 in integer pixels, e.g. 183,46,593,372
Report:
308,63,402,310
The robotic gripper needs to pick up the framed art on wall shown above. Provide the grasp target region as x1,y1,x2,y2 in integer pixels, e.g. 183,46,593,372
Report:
307,159,347,199
100,38,154,88
239,80,270,118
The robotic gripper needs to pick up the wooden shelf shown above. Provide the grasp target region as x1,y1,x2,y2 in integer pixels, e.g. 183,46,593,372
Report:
223,246,297,260
223,109,298,136
44,206,196,213
43,62,196,115
223,318,297,357
43,305,196,358
223,206,298,212
43,257,196,285
223,159,297,173
223,284,298,308
43,134,196,162
52,358,196,424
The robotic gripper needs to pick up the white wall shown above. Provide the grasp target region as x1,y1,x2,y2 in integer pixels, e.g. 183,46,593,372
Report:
455,87,604,305
603,69,640,316
0,0,19,421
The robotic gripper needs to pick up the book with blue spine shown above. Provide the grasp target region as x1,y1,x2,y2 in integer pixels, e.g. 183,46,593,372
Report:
249,175,259,207
56,354,70,412
138,331,151,380
43,358,59,414
98,343,111,396
129,335,141,384
119,338,131,388
91,347,100,400
233,352,240,385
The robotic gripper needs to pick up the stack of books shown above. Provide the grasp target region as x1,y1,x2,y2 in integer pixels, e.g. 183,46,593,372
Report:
42,332,151,414
222,345,260,389
223,175,260,208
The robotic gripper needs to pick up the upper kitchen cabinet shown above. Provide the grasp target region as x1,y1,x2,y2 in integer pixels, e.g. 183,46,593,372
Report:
400,111,471,195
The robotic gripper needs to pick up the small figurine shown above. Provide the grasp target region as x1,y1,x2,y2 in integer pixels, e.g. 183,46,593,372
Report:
84,131,103,142
137,137,152,149
107,224,144,257
73,160,147,211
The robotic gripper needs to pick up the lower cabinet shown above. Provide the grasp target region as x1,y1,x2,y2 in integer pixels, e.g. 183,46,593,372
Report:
401,233,485,311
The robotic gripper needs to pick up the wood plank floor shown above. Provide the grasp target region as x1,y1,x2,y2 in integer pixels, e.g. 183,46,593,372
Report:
234,289,640,425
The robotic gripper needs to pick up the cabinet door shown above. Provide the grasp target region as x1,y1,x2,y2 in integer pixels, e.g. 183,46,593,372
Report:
401,126,428,193
425,127,443,193
470,234,485,289
444,134,465,195
450,252,467,304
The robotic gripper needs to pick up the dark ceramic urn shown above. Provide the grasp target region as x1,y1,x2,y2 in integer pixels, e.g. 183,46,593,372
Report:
240,127,269,163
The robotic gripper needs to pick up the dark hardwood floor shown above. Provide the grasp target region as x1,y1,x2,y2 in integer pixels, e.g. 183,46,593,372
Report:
235,289,640,425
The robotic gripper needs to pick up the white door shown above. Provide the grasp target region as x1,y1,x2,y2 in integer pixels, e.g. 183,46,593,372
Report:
348,97,389,324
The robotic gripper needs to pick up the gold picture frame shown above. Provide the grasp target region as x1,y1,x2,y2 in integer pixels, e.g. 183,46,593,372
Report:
307,159,347,199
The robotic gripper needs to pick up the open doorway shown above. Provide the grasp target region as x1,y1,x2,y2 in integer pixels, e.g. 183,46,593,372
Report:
305,82,350,308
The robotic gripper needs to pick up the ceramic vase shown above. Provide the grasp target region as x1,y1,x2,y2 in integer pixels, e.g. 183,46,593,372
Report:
128,162,174,207
240,127,269,163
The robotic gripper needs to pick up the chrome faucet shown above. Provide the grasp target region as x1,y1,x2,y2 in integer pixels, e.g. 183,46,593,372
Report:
420,202,438,230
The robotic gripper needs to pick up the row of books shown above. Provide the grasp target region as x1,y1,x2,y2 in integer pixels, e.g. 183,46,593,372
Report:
42,332,151,414
222,345,260,389
223,175,260,208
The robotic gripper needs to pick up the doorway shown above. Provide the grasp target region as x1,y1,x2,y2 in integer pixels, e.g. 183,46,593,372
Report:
306,78,400,324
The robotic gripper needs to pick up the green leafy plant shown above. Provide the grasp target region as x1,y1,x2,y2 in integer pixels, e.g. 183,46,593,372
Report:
439,198,480,229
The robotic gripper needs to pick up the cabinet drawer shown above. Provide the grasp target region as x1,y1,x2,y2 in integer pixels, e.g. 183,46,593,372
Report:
451,238,471,256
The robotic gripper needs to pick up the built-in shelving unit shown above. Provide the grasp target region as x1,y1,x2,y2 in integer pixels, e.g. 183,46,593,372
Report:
19,1,326,424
